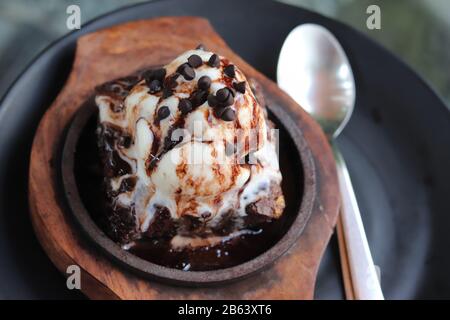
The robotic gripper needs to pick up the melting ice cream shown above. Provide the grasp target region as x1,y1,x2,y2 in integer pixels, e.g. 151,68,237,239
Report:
95,48,285,247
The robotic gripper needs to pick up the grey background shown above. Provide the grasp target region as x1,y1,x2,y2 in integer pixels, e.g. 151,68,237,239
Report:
1,0,449,108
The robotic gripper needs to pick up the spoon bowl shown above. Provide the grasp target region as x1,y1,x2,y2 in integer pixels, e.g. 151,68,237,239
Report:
277,24,355,139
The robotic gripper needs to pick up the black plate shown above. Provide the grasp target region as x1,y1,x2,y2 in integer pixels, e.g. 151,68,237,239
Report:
1,0,449,299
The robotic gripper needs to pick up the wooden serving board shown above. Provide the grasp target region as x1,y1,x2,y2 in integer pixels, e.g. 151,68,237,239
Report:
29,17,339,299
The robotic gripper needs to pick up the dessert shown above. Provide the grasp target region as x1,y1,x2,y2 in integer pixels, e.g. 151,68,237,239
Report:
94,47,285,269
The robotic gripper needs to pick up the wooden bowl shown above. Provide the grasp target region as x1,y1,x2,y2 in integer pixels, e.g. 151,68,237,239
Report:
29,17,339,299
62,86,316,285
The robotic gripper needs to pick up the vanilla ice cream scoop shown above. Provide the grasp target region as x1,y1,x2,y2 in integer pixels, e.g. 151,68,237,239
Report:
95,48,284,245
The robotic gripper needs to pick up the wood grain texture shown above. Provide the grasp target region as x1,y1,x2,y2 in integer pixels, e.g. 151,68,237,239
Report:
29,17,339,299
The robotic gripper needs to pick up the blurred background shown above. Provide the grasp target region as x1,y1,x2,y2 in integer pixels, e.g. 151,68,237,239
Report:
1,0,449,108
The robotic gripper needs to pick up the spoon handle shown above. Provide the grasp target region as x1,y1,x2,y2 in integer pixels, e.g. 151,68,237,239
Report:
333,145,384,300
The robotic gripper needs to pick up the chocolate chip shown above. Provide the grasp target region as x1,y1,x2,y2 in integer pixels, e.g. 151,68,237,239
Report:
144,68,166,82
153,68,167,81
207,94,217,107
157,106,170,120
192,90,208,107
198,76,211,90
220,107,236,121
179,99,192,114
224,65,236,78
196,44,206,50
177,63,189,73
148,79,162,93
216,87,231,102
223,94,234,107
142,69,153,81
216,88,234,107
165,73,179,89
188,54,203,68
179,64,195,80
208,54,220,67
233,81,246,94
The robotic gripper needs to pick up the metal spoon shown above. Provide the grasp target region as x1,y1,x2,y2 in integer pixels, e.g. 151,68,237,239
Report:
277,23,384,300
